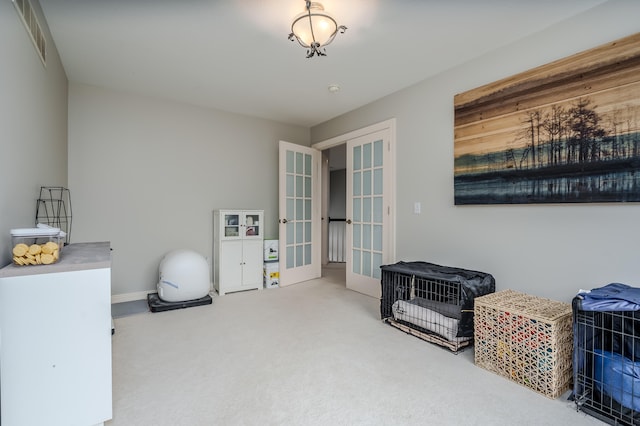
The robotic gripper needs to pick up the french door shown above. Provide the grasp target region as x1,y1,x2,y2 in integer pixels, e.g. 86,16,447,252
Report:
278,141,322,286
279,120,395,294
345,128,393,298
312,119,396,299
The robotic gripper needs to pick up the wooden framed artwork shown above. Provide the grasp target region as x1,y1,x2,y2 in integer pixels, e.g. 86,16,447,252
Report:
454,33,640,205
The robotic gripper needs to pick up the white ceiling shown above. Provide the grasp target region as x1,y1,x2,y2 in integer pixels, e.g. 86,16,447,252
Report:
38,0,608,128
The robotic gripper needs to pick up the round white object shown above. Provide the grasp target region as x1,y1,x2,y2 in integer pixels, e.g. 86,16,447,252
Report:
157,249,210,302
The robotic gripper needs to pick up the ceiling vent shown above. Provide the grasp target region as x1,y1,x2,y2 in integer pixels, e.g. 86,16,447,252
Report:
12,0,46,66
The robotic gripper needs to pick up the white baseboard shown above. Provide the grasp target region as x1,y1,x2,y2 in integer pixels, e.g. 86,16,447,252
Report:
111,291,151,304
111,282,215,304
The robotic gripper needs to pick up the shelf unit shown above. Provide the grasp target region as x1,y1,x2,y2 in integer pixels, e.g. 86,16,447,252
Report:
213,210,264,296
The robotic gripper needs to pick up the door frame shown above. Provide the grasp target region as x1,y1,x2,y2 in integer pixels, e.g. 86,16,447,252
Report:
312,119,397,275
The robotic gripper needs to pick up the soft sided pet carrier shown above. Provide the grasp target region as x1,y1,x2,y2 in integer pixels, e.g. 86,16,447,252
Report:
380,261,495,352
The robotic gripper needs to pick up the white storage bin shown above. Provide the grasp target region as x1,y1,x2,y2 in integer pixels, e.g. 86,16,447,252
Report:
264,239,279,261
264,262,279,288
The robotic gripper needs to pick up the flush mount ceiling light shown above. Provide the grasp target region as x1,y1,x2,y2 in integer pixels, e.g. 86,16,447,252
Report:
288,1,347,58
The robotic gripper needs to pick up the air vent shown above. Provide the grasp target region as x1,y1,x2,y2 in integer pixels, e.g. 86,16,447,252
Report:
12,0,47,66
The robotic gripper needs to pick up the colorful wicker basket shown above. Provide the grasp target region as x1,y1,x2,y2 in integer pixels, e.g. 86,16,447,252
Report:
474,289,573,399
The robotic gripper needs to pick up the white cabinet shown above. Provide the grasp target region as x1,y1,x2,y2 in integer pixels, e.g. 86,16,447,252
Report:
0,242,112,426
213,210,264,295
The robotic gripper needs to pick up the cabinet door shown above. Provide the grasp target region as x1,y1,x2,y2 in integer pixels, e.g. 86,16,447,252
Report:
219,240,243,294
243,211,263,239
222,211,242,239
242,239,264,288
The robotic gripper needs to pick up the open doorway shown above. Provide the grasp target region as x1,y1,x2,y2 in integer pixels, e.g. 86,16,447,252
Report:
326,144,347,264
323,144,347,284
315,119,396,298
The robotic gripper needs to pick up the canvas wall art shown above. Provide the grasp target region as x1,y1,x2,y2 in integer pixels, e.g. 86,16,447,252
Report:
454,33,640,205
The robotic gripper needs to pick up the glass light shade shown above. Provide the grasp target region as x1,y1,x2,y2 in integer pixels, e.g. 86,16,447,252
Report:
288,1,346,58
291,3,338,47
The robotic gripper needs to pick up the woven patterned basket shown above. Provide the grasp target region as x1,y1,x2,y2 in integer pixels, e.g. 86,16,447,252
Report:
474,289,573,399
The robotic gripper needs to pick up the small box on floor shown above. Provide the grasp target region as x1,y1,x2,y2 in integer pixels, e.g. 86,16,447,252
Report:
264,240,279,261
264,262,279,288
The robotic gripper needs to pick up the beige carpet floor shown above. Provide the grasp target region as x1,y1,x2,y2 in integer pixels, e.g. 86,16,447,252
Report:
108,264,603,425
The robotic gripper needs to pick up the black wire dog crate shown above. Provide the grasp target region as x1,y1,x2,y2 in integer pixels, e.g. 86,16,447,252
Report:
380,261,495,352
573,295,640,425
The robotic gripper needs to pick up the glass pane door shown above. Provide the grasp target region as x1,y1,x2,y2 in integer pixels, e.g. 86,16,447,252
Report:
345,125,392,299
223,213,240,238
351,139,384,280
278,141,321,286
285,150,313,269
244,212,261,238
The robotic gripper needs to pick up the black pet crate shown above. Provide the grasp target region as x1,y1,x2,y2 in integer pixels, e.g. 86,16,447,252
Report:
573,297,640,425
380,261,495,352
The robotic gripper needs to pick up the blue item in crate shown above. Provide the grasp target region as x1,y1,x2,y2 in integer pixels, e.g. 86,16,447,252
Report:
578,283,640,311
594,349,640,412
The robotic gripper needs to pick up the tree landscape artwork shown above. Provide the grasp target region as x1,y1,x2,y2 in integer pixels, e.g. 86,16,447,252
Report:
454,33,640,205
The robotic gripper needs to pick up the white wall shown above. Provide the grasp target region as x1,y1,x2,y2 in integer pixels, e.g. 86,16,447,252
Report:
311,0,640,303
68,83,309,296
0,0,68,267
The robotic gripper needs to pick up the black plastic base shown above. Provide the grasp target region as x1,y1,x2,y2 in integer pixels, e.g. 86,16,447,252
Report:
147,292,212,313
